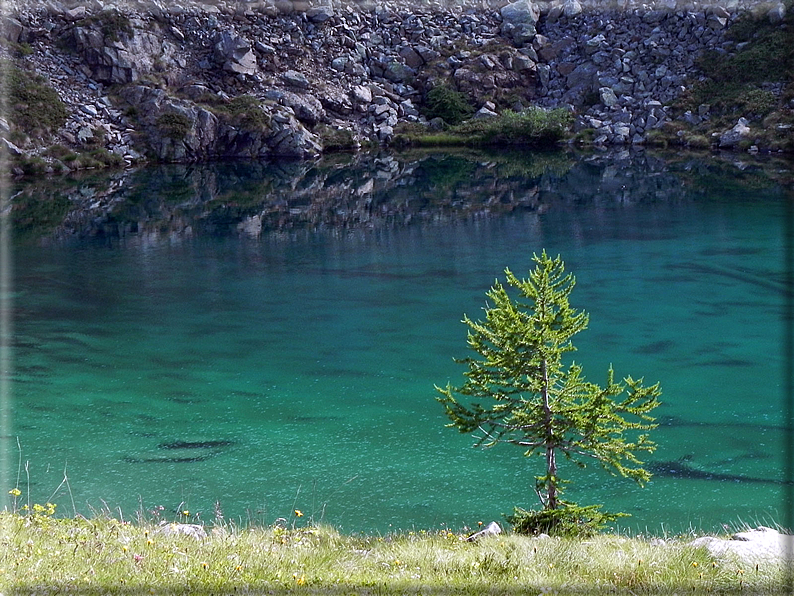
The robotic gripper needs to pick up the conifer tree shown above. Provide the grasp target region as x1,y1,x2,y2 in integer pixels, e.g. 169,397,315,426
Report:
436,251,661,534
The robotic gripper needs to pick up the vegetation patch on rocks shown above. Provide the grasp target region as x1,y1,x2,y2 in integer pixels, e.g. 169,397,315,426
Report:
398,107,572,149
3,61,68,140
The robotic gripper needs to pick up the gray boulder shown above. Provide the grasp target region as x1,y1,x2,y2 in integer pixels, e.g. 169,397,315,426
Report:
267,112,322,158
474,102,498,119
719,117,752,148
2,16,24,43
282,70,311,89
500,0,539,44
214,32,258,76
599,87,618,107
563,0,583,17
500,0,539,25
267,89,326,125
306,4,334,23
70,18,174,85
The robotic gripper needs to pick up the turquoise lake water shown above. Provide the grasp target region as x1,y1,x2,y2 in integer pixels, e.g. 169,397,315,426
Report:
4,151,791,534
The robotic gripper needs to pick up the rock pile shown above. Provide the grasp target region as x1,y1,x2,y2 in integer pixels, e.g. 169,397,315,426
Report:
1,0,788,164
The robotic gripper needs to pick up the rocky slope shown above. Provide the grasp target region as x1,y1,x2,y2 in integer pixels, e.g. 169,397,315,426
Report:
1,0,791,172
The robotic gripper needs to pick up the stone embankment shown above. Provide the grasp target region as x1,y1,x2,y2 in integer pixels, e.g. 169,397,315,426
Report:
1,0,790,169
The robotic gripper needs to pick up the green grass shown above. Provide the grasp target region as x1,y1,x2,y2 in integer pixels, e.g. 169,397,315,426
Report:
396,108,572,149
0,512,788,595
2,61,69,139
208,94,271,131
674,4,793,137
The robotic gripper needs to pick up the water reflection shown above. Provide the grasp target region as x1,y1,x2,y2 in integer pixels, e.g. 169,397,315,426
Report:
12,149,791,246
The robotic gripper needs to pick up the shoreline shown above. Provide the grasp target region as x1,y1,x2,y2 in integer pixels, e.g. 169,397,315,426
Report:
2,0,792,177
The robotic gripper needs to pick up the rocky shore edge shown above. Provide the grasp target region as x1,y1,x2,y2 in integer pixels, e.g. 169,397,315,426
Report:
1,0,792,176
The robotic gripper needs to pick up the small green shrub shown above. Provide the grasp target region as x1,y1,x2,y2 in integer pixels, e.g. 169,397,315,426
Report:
45,144,76,159
457,108,573,147
6,41,33,56
507,504,627,538
574,128,596,144
88,148,123,167
317,125,357,151
155,112,192,141
210,95,270,131
3,61,68,138
736,88,777,116
423,85,475,125
683,133,712,149
77,9,133,42
17,155,49,176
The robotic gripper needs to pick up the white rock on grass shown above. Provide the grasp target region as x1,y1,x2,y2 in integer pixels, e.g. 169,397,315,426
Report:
157,522,207,539
691,526,794,563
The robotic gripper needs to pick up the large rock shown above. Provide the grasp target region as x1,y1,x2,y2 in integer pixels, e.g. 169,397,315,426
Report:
2,16,24,43
267,111,322,158
500,0,539,25
500,0,540,44
119,85,321,162
692,527,794,563
282,70,311,89
69,16,179,85
306,4,334,23
157,523,207,539
214,31,258,76
719,117,752,148
265,89,326,125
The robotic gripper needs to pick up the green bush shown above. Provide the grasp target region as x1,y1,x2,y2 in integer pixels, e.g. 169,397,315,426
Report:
316,125,357,151
736,88,777,116
155,112,192,141
3,62,68,138
88,148,124,167
423,85,475,125
457,108,572,147
682,133,712,149
215,95,270,130
77,9,133,42
507,504,626,538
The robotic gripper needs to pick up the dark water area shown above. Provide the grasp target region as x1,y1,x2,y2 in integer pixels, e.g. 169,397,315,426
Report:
4,149,792,534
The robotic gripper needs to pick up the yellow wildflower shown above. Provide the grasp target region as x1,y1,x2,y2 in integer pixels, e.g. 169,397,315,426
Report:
8,488,21,497
294,509,303,517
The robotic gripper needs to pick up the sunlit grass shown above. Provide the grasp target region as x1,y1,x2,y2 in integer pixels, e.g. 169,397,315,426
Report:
0,512,788,594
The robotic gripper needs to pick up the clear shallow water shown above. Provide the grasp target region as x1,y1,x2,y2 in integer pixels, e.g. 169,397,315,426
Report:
5,151,791,534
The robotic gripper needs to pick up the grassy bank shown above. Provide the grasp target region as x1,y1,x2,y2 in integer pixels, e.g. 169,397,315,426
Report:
393,108,573,149
0,512,788,595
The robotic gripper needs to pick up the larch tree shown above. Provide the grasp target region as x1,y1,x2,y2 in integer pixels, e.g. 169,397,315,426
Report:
436,251,661,535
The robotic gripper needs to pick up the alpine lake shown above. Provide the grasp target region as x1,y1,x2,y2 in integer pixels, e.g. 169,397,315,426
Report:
4,148,792,535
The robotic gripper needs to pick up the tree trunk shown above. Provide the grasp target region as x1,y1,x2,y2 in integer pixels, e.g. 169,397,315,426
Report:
541,358,558,510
